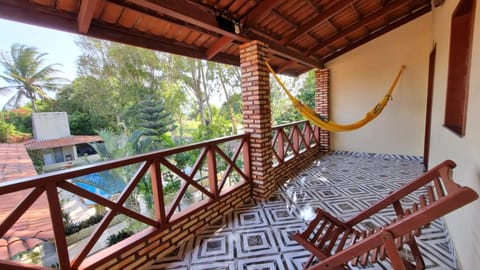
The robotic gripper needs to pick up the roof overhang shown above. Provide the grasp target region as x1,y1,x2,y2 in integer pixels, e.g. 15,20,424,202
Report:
0,0,431,75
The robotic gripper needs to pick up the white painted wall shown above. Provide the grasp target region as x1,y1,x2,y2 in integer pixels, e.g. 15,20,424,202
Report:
326,14,432,156
32,112,70,140
428,1,480,269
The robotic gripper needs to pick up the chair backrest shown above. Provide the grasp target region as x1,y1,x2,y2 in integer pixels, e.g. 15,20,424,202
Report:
296,160,478,270
346,160,476,227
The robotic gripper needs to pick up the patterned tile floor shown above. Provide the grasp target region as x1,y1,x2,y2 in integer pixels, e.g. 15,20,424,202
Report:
149,152,459,270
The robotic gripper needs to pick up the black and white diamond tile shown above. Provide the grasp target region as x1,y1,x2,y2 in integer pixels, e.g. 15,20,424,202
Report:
149,152,459,270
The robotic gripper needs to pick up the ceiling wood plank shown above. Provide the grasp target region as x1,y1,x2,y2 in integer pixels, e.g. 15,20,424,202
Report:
206,36,234,59
281,0,352,46
126,0,245,41
242,0,282,27
277,60,297,73
204,0,281,60
246,29,322,68
124,0,323,68
306,0,410,56
272,9,297,28
0,0,240,66
322,4,431,63
78,0,101,33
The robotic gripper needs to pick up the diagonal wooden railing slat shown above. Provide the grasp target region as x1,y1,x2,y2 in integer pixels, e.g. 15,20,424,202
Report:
0,133,252,269
59,181,158,227
0,187,44,237
272,120,320,165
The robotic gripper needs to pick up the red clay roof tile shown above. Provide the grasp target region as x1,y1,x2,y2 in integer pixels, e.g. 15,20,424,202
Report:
7,237,26,257
24,135,102,150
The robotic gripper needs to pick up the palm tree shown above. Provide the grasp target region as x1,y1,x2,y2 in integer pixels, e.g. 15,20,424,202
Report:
0,43,65,111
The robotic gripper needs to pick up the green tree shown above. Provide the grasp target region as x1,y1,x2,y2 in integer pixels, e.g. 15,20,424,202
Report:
125,96,175,152
297,70,315,108
0,44,65,111
212,63,241,133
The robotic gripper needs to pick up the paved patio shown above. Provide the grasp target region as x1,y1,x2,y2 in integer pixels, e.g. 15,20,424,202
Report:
148,152,459,270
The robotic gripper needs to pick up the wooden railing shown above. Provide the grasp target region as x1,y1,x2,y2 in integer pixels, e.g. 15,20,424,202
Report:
272,120,320,166
0,134,250,269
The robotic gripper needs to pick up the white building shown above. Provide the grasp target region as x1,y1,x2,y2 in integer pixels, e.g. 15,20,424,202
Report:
24,112,102,172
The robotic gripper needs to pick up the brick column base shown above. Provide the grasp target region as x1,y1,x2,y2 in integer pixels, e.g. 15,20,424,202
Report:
315,69,330,153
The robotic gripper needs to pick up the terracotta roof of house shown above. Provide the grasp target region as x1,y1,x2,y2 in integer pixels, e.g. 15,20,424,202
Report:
24,135,103,150
0,144,53,259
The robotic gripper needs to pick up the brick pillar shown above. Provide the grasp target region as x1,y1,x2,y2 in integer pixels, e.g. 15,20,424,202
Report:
315,69,330,153
239,40,274,199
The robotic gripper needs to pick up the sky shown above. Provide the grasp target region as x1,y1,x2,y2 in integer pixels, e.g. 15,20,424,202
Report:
0,18,81,107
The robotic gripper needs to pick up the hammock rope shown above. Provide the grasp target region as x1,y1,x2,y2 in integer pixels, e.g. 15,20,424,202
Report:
265,61,405,132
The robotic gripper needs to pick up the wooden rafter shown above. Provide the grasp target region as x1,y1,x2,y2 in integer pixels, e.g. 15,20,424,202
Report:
304,0,320,13
77,0,102,33
277,60,297,73
124,0,323,68
205,0,281,60
242,0,282,27
306,0,412,56
0,0,433,75
322,3,431,62
0,0,240,66
281,0,352,45
272,9,297,28
206,36,234,59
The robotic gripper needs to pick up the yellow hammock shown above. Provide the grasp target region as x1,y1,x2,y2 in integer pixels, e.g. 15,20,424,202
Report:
265,61,405,132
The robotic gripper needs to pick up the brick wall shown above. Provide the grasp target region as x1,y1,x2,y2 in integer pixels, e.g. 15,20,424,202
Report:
271,146,322,185
239,40,275,199
315,69,330,153
82,184,251,270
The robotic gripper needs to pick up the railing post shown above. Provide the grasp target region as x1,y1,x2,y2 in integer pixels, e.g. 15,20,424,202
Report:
45,182,71,270
304,122,312,147
207,145,218,198
150,160,166,223
243,134,251,182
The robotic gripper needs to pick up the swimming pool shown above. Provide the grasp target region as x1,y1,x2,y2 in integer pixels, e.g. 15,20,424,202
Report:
74,181,110,198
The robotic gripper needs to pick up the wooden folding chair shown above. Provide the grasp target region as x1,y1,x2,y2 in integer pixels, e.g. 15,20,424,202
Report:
294,160,478,270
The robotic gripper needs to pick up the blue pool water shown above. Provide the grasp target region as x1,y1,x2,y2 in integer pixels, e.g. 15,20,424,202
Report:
74,181,110,198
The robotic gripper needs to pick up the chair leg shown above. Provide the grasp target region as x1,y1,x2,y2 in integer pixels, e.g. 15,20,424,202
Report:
303,254,315,270
407,238,425,270
381,231,407,270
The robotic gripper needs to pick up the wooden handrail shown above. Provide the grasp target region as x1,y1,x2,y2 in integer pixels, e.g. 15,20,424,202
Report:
0,133,251,269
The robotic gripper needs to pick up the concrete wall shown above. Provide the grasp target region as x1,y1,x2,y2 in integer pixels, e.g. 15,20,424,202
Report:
32,112,70,140
429,1,480,269
326,14,432,156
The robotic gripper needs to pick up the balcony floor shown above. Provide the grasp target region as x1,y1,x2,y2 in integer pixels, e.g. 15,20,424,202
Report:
149,152,459,270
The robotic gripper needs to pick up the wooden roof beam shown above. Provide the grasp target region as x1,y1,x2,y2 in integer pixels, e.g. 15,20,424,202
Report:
0,0,240,66
126,0,323,69
126,0,245,41
206,36,234,59
205,0,281,60
247,30,323,69
242,0,282,27
306,0,411,56
322,3,431,63
277,60,297,73
304,0,320,13
78,0,103,33
281,0,352,46
272,9,297,28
